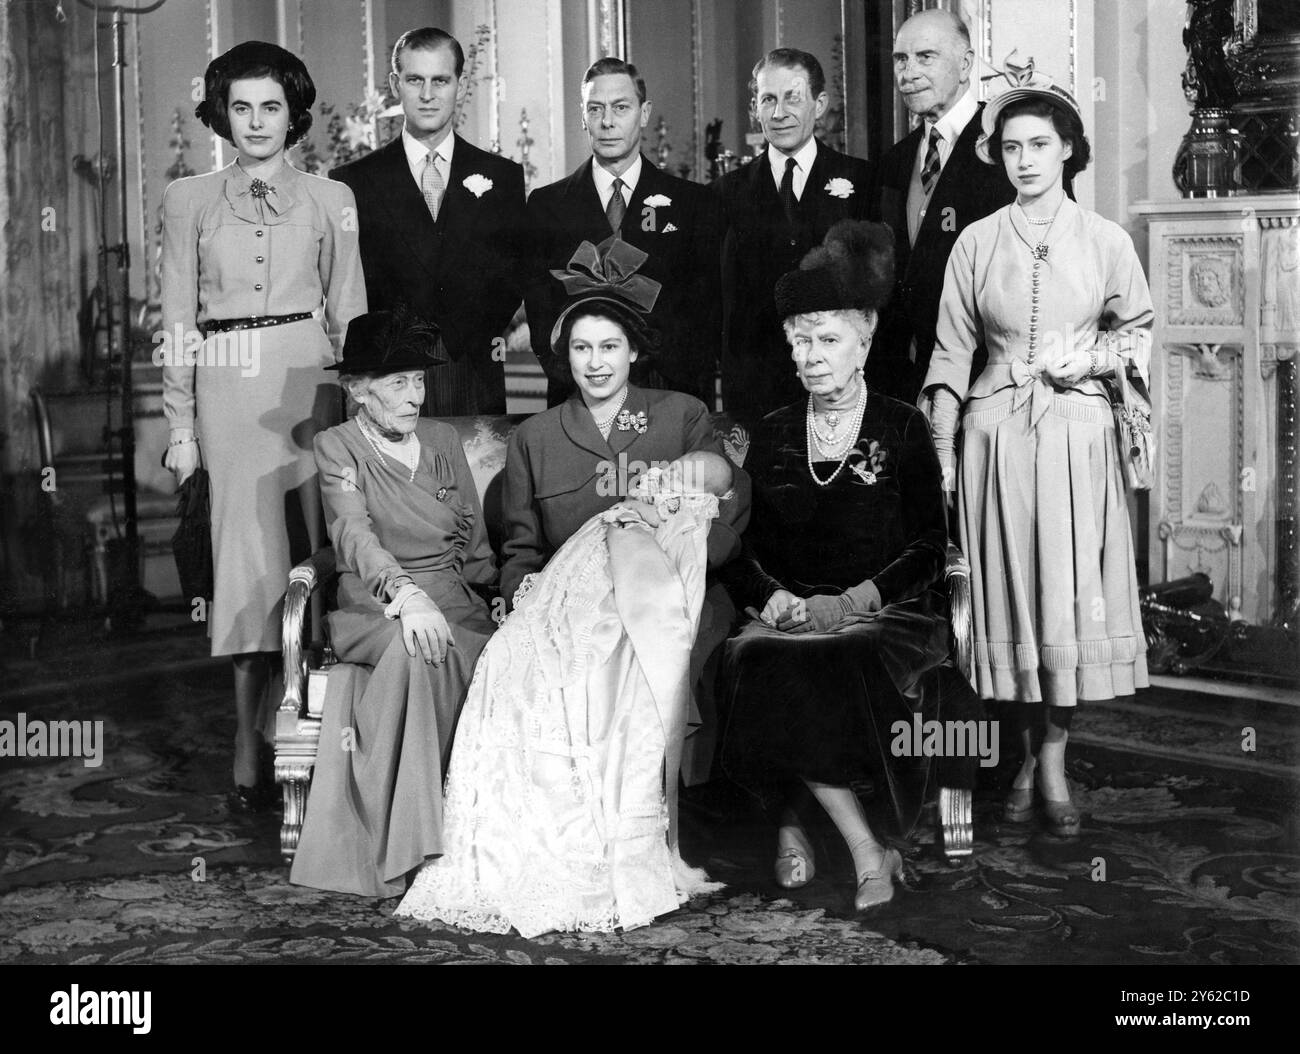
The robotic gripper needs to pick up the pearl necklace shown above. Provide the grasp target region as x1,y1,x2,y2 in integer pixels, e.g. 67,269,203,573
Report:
805,381,868,487
589,387,629,439
357,412,420,482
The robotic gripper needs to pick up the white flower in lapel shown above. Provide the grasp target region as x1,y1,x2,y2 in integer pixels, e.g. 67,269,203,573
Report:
643,193,672,208
824,177,855,199
462,173,494,198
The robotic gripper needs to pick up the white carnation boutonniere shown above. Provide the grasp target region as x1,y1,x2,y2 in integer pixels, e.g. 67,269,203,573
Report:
824,177,855,199
643,193,672,207
462,173,494,198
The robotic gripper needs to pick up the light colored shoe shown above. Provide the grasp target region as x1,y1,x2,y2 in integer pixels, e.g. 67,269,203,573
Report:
774,846,815,889
1003,786,1035,823
1043,797,1082,837
854,847,903,911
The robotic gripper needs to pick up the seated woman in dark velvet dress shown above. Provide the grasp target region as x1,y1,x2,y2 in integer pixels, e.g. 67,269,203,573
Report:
721,221,967,911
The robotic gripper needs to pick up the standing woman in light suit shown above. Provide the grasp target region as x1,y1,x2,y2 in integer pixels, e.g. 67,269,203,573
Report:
921,72,1153,836
161,42,366,809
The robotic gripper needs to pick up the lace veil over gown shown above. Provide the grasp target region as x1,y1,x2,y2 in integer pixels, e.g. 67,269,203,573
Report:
396,492,723,937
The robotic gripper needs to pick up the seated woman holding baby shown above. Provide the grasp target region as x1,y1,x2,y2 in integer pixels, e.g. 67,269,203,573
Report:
395,238,747,937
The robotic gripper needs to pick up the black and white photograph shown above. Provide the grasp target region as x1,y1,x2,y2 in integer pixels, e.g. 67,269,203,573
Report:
0,0,1297,1003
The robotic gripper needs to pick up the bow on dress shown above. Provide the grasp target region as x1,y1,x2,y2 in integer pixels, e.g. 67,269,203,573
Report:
224,163,297,224
1009,356,1057,429
551,236,663,314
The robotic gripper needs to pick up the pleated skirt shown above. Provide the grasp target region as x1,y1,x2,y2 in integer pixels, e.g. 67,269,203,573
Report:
194,319,341,656
958,385,1149,706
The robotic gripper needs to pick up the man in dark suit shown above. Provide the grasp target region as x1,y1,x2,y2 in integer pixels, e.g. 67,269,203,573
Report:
331,27,528,416
713,48,872,423
526,58,722,407
867,9,1015,403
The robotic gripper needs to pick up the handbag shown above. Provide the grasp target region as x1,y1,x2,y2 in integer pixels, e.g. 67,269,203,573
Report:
1103,365,1156,491
172,468,215,601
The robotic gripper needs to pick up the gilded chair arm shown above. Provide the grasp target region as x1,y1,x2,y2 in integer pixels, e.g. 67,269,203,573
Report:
943,542,975,687
280,548,338,718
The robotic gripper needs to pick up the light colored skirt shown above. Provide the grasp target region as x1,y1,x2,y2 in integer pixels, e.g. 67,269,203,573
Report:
958,385,1148,706
195,319,340,656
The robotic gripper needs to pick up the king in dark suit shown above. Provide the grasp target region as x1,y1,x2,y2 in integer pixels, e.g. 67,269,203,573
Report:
526,58,722,408
331,27,528,416
713,48,872,423
867,10,1015,402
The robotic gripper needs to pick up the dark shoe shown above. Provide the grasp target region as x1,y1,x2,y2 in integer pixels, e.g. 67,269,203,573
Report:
854,847,903,911
228,782,278,814
1042,798,1081,837
1003,786,1035,823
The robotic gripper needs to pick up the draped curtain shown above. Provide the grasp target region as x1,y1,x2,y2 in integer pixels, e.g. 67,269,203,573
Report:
1,0,81,478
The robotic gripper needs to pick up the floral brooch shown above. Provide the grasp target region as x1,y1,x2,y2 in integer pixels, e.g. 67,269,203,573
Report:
463,173,494,198
616,409,648,434
824,177,855,199
847,440,887,484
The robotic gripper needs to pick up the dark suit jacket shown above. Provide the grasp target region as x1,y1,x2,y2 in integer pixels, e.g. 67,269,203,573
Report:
712,140,873,423
525,156,722,406
331,134,529,416
498,385,750,607
867,105,1015,402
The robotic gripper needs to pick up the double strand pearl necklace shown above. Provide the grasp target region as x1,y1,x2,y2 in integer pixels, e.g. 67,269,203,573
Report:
357,411,420,482
805,379,868,487
1018,201,1062,365
590,387,629,440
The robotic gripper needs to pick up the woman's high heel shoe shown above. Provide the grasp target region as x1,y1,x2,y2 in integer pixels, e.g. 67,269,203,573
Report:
854,847,903,911
1003,786,1035,823
774,847,815,889
1042,798,1081,837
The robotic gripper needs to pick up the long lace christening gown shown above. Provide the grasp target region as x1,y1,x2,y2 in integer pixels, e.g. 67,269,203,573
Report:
396,493,724,938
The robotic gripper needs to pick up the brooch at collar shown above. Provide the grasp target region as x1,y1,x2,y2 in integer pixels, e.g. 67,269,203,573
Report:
616,409,648,434
249,178,275,200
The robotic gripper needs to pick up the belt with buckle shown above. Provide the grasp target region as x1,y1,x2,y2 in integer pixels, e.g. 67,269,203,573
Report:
200,312,313,337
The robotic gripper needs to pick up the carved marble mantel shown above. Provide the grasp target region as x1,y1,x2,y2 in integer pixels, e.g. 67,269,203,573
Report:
1132,195,1300,625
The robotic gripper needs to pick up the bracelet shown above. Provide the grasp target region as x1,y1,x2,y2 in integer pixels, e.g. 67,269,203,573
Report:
168,437,198,447
1086,348,1100,378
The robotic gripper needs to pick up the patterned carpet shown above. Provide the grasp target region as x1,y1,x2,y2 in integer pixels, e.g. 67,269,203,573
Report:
2,624,1297,965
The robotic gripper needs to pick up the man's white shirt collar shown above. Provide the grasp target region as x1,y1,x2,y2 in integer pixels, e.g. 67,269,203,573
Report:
403,127,455,185
768,136,819,197
920,90,978,168
592,153,643,209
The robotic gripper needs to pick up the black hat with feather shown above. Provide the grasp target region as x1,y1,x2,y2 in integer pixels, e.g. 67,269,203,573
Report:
326,307,448,374
773,220,895,319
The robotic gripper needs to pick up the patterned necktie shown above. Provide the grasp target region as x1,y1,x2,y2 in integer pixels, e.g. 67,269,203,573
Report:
921,126,941,196
421,152,446,222
779,156,798,228
606,176,626,233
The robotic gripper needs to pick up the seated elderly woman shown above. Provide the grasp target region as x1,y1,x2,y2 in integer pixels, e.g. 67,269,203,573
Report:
720,221,976,911
289,309,498,897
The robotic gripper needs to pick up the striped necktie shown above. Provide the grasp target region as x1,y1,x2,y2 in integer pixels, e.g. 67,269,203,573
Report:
920,126,941,196
606,176,626,233
421,152,446,222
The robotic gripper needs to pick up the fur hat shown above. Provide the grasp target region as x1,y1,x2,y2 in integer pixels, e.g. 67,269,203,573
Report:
773,220,895,319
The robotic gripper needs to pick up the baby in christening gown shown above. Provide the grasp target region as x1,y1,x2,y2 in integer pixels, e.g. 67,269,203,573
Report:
396,451,733,938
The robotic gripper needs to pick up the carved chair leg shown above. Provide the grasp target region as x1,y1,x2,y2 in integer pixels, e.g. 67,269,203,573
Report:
277,765,311,864
939,786,973,861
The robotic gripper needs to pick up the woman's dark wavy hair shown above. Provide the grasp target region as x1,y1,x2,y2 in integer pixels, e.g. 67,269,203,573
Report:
552,299,660,387
195,41,315,148
991,96,1091,179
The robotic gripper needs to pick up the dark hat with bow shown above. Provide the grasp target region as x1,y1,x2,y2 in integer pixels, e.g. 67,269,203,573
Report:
549,235,662,352
326,307,448,375
774,220,894,319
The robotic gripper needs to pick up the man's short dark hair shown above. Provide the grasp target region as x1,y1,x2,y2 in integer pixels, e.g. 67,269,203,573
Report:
582,57,647,105
391,27,464,77
195,41,315,147
750,47,826,100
